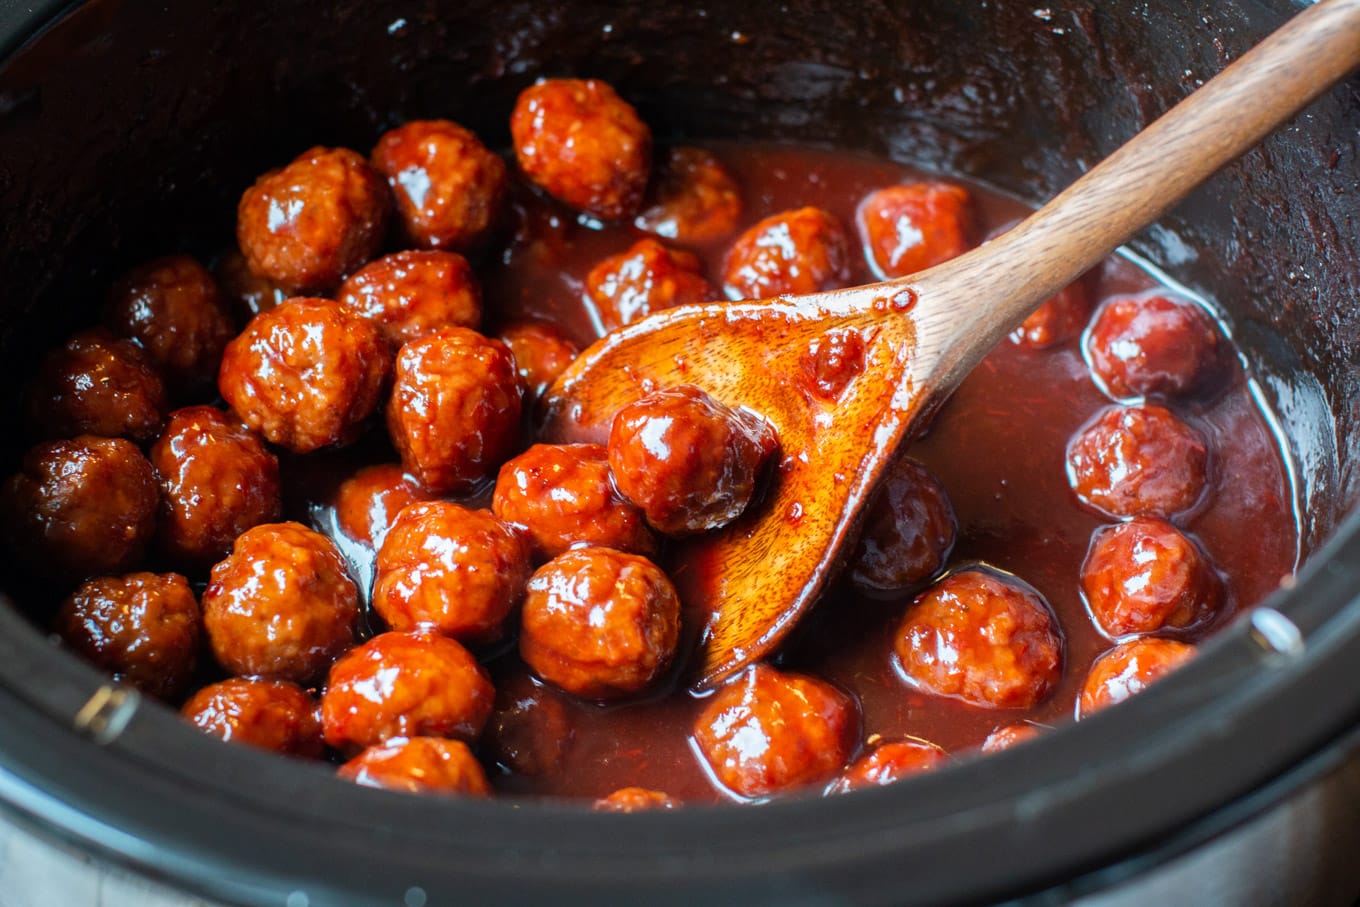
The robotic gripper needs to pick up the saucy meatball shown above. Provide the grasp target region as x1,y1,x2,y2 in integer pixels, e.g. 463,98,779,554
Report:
497,320,579,399
1066,404,1209,519
201,522,357,683
1078,637,1197,718
594,787,680,812
337,249,483,347
181,677,323,758
693,663,856,800
607,385,778,536
980,723,1042,754
857,183,973,279
214,248,287,320
338,737,492,797
635,146,742,243
849,457,957,595
56,572,199,701
828,739,948,794
1010,280,1091,350
894,568,1063,709
585,238,714,332
1085,294,1224,400
236,146,390,294
371,119,508,251
511,78,652,220
321,630,494,752
25,329,166,443
332,463,431,548
1082,517,1218,639
722,207,851,300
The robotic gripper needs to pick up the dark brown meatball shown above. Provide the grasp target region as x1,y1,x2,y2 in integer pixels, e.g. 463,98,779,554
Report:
56,572,200,701
201,522,357,683
693,663,857,800
337,250,482,347
497,320,579,399
371,119,508,251
857,183,974,279
1,436,158,579
635,146,742,243
180,677,324,758
1009,280,1091,350
236,146,390,294
218,297,390,453
607,385,778,536
338,737,492,797
511,78,652,220
828,739,948,794
593,787,680,812
1078,637,1197,718
150,406,281,567
321,630,494,752
722,207,851,300
214,248,288,321
25,329,166,443
492,444,655,562
387,326,521,494
332,463,431,548
1081,517,1218,638
849,457,957,595
584,239,714,332
894,568,1063,709
980,723,1042,753
1085,294,1225,400
485,682,575,777
1066,404,1209,519
519,547,680,700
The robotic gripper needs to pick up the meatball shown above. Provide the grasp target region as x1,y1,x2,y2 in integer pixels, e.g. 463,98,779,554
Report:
722,207,851,300
236,146,390,294
371,119,508,251
980,723,1042,754
857,183,973,279
180,677,323,758
1066,404,1209,519
1081,517,1218,638
1,436,158,579
519,547,680,699
635,146,742,243
56,572,200,701
594,787,680,812
894,568,1063,709
828,739,948,794
337,249,483,347
201,522,358,683
321,630,494,752
214,248,287,320
338,737,492,797
497,320,579,399
1085,294,1225,400
332,463,430,548
218,297,390,453
25,329,166,443
693,663,856,799
585,238,714,332
387,326,522,494
1078,637,1197,718
511,78,652,220
485,683,575,777
1009,280,1091,350
607,385,778,535
373,501,531,642
849,457,957,595
150,406,281,567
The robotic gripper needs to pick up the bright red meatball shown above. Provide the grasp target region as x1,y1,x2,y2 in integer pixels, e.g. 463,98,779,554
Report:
608,385,778,536
332,463,431,548
214,248,287,320
337,250,482,347
722,207,851,300
857,183,973,279
1085,294,1225,400
1010,280,1091,350
894,568,1063,709
236,146,390,294
1066,404,1209,519
850,457,957,594
56,572,199,701
635,146,742,243
338,737,492,797
485,682,575,777
594,787,680,812
828,739,948,794
1082,517,1218,638
511,78,652,220
980,723,1043,753
693,663,857,800
1078,637,1197,718
25,329,166,443
180,677,323,758
585,238,714,332
219,297,390,453
321,630,494,752
497,321,579,399
201,522,358,683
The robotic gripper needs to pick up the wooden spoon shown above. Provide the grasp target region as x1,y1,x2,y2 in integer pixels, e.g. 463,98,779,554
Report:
540,0,1360,692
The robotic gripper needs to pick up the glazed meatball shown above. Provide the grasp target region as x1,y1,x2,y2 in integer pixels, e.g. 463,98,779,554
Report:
519,547,680,699
894,568,1063,709
722,207,851,300
693,663,857,799
980,723,1042,754
25,329,166,443
607,385,778,535
215,248,287,321
635,146,742,243
492,443,655,561
337,249,482,347
1081,517,1218,638
236,146,390,294
585,238,714,332
1009,280,1091,350
857,183,973,279
373,501,531,642
1066,404,1209,519
332,463,430,548
150,406,281,567
321,630,494,752
56,572,199,701
181,677,324,758
828,739,948,794
201,522,357,683
1078,637,1197,718
485,684,575,777
594,787,680,812
338,737,492,797
511,78,652,220
218,297,390,453
1,436,158,579
849,457,957,595
1085,294,1225,400
371,119,509,251
497,320,579,399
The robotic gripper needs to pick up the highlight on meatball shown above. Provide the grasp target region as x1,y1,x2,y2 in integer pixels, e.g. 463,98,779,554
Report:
594,787,681,812
722,207,851,300
1010,279,1091,350
584,238,714,332
338,737,492,797
1078,637,1197,718
181,677,324,758
857,182,973,279
849,456,957,595
1085,293,1225,400
1066,403,1209,519
24,329,166,443
331,463,431,549
980,723,1043,754
497,320,579,400
635,146,742,243
1081,517,1219,639
828,738,948,794
337,249,483,347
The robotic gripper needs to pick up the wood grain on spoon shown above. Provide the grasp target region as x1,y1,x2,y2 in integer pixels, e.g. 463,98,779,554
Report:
541,0,1360,692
